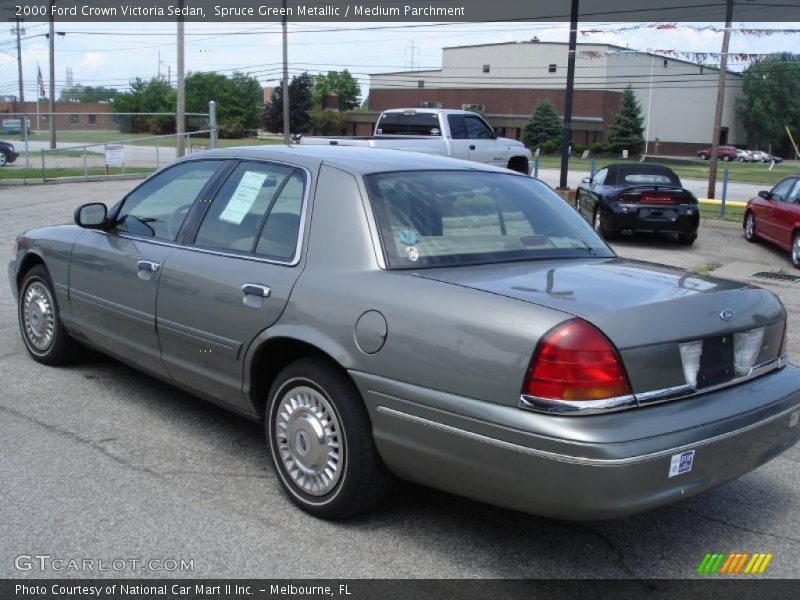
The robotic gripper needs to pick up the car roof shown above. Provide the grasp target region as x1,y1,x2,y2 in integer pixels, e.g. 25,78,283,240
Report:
178,144,513,176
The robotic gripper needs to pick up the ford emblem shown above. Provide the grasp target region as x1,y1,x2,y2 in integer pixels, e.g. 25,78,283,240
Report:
720,308,735,321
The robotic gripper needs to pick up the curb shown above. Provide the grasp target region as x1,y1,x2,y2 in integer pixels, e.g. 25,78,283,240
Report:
0,173,149,186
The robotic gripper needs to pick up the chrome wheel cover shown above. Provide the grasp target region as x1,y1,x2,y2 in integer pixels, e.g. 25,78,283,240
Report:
274,385,343,496
22,281,55,352
793,236,800,266
745,214,755,239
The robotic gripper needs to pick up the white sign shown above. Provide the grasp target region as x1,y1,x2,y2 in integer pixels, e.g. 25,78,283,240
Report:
622,149,629,159
105,144,124,166
219,171,268,224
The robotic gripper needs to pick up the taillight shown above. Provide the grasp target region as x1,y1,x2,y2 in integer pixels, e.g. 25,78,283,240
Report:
523,319,632,401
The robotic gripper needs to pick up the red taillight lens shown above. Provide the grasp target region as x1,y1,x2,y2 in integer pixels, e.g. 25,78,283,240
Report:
523,319,632,401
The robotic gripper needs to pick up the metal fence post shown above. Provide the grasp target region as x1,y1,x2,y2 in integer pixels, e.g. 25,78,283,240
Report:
590,158,596,178
534,156,540,179
82,147,88,179
187,132,192,153
209,100,218,149
155,137,160,168
720,168,729,217
40,149,45,180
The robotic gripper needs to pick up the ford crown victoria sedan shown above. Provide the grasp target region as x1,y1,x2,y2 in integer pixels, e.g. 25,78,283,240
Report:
9,146,800,520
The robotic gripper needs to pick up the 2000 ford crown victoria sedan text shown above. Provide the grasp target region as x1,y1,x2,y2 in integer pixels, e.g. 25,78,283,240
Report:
9,146,800,520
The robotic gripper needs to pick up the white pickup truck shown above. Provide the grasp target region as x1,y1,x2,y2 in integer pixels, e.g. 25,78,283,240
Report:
296,108,532,174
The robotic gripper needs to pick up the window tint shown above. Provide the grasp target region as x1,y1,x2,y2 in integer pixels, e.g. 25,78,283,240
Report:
789,180,800,204
365,170,613,268
377,112,441,135
255,172,305,260
464,115,494,139
447,114,468,139
194,162,304,256
623,174,674,185
114,161,222,240
771,178,795,202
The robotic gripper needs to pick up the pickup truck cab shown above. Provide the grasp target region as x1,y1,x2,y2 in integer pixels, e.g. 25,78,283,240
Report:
297,108,532,174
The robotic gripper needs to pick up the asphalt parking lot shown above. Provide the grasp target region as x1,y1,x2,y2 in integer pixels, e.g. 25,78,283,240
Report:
1,179,799,579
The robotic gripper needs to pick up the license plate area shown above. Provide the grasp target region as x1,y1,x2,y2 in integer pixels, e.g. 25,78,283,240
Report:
639,207,677,220
696,334,735,389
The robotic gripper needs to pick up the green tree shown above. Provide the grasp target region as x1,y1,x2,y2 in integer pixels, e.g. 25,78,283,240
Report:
737,53,800,156
607,86,644,155
111,76,175,133
311,70,361,111
265,73,313,134
522,100,561,149
310,107,347,135
185,70,263,137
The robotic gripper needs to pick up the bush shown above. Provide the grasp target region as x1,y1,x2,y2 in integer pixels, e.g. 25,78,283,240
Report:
310,109,347,136
541,140,559,154
571,143,585,154
590,142,608,154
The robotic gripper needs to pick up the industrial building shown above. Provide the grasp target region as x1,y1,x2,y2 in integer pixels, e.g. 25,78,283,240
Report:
366,41,745,155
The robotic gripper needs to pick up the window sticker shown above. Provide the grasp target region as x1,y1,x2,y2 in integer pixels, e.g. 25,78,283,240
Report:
397,228,420,246
219,171,268,224
405,246,420,262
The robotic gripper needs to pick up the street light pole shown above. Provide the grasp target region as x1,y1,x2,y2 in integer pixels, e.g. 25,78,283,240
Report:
558,0,579,190
281,0,290,144
707,0,734,199
49,1,56,149
176,0,186,158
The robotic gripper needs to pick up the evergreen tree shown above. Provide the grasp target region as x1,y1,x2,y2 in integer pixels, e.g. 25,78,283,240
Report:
265,73,313,134
608,86,645,154
522,100,561,149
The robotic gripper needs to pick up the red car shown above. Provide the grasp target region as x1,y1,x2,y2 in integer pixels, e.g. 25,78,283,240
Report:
744,175,800,267
697,145,737,161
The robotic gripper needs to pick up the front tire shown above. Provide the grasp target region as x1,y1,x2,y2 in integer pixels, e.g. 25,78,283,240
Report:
0,151,8,166
699,153,709,160
18,265,81,365
722,155,732,162
792,233,800,269
266,358,393,519
744,212,758,243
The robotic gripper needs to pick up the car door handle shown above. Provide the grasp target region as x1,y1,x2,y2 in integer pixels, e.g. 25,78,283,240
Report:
469,144,476,150
137,260,160,273
241,283,271,298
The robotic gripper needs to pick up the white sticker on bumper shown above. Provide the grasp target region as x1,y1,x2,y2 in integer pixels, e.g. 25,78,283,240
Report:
669,450,695,478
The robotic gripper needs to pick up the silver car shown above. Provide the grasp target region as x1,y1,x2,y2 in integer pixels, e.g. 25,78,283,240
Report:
9,146,800,520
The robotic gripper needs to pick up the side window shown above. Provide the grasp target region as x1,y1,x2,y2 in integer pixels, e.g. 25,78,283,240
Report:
787,179,800,204
194,162,304,255
592,169,607,186
255,171,305,260
114,161,223,241
447,114,468,140
464,116,494,140
771,179,795,202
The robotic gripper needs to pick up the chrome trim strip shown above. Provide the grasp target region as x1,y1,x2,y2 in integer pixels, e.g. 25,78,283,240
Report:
376,404,800,467
101,162,313,268
519,394,637,416
635,355,788,407
518,355,788,415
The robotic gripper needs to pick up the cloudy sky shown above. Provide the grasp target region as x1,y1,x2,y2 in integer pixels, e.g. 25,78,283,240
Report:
0,20,794,100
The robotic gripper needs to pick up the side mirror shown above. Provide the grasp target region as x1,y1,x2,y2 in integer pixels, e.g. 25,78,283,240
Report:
582,176,592,184
74,203,108,229
758,190,771,200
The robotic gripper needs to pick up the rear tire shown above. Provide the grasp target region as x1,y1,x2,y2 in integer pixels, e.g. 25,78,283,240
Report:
0,151,8,167
266,358,393,519
792,233,800,269
699,153,709,160
744,212,758,243
722,155,732,162
593,208,613,238
18,265,82,365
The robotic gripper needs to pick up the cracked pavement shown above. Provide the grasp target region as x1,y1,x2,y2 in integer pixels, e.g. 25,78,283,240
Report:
1,180,798,579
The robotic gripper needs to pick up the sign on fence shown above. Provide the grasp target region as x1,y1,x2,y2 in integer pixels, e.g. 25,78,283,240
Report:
105,144,125,166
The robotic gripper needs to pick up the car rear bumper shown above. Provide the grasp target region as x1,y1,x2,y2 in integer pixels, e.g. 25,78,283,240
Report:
353,365,800,520
8,258,18,298
605,203,699,235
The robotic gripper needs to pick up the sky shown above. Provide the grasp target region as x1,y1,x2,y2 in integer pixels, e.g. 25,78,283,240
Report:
0,20,796,101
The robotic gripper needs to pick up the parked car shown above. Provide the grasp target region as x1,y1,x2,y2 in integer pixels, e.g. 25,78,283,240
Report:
749,150,771,163
0,140,18,166
297,108,532,174
9,146,800,521
575,163,699,244
736,148,754,162
769,155,784,164
697,145,737,161
744,175,800,267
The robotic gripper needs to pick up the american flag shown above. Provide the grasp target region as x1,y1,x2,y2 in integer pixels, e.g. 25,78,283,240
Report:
37,64,45,98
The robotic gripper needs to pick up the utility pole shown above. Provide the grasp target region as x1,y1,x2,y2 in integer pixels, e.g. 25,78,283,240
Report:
281,0,290,144
707,0,734,199
405,41,419,70
176,0,186,158
11,17,30,167
558,0,579,190
48,1,57,149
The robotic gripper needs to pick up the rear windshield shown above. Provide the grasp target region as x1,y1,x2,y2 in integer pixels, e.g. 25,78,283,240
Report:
623,174,675,185
365,171,614,268
376,113,441,136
